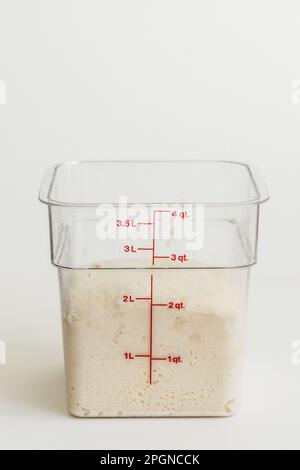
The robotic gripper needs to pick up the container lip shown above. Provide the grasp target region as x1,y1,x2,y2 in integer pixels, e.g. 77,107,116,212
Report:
38,159,270,207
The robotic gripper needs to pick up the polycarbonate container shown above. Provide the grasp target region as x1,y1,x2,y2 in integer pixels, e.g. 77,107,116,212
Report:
39,160,268,417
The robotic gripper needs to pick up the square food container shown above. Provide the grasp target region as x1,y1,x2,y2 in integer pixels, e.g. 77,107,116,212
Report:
39,160,268,417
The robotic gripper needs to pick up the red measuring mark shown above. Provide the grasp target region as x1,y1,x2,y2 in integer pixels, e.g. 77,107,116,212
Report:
123,274,183,385
149,274,153,384
121,210,188,383
152,210,171,266
120,209,190,266
117,219,138,227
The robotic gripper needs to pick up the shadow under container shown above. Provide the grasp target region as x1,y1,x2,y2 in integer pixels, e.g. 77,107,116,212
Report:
39,160,269,417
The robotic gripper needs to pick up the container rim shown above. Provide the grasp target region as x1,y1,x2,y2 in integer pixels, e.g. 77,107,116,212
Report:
38,159,269,207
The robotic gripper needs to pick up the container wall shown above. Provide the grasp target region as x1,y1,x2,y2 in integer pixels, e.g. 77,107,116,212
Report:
50,203,259,269
58,266,250,417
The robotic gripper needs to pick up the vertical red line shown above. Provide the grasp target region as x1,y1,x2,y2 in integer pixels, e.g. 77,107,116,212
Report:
152,211,155,266
149,274,153,385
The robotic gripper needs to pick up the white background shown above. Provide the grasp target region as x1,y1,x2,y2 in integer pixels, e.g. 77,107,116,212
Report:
0,0,300,450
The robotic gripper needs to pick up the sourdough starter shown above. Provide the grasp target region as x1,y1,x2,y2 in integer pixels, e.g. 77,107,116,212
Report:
59,266,248,417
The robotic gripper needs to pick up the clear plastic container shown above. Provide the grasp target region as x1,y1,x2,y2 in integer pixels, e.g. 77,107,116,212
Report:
39,160,269,417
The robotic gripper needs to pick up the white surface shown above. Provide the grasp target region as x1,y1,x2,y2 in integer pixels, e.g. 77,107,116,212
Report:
0,1,300,449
